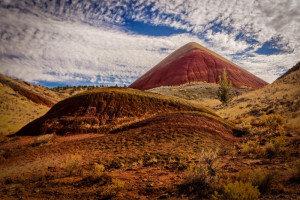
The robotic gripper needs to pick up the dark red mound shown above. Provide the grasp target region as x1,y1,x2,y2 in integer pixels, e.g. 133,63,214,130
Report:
129,42,268,90
14,88,219,136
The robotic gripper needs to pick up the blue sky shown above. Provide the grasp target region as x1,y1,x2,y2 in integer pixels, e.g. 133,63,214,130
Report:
0,0,299,87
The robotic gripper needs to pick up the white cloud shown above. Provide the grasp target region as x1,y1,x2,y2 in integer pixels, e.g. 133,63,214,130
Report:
0,6,209,85
205,30,249,54
0,0,299,86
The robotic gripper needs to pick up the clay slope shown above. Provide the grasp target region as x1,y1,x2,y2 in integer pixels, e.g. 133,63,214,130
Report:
130,42,268,90
15,87,220,136
0,73,67,107
216,62,300,126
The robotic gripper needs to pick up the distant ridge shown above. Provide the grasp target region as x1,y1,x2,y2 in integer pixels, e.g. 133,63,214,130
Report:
0,74,56,107
129,42,268,90
276,62,300,80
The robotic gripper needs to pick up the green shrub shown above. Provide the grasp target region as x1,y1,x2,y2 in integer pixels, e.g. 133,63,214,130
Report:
212,181,260,200
217,70,232,104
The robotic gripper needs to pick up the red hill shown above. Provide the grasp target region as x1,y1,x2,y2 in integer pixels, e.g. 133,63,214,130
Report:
129,42,268,90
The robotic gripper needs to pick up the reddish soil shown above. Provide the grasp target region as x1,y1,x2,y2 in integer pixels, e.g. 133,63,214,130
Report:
1,112,299,199
111,112,237,142
1,112,237,199
129,42,268,90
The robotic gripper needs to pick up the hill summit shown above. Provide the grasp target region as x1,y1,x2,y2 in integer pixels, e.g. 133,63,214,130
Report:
129,42,268,90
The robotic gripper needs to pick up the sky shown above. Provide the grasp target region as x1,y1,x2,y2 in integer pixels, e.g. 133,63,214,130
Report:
0,0,299,87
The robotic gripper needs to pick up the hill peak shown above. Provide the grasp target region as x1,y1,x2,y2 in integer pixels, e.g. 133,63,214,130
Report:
129,42,268,90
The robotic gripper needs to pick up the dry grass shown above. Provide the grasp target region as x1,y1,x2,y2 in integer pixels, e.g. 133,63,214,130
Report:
148,81,251,102
0,83,49,136
33,134,56,146
212,181,260,200
214,68,300,127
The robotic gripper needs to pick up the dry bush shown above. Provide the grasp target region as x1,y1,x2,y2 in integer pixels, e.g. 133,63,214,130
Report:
100,178,125,199
271,132,286,151
249,169,278,194
236,168,277,194
177,148,219,198
178,168,218,198
241,141,260,155
61,154,82,176
264,132,286,159
107,158,124,169
212,181,260,200
288,160,300,181
87,163,106,181
0,148,12,162
33,133,56,146
36,169,52,182
239,122,252,133
235,122,252,136
261,114,286,130
264,143,277,159
200,148,219,176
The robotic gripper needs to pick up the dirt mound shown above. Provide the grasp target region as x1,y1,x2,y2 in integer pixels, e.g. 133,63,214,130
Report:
111,112,236,141
14,87,219,136
129,42,268,90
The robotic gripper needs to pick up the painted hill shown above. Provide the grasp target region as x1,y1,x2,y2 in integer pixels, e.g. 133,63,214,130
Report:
14,87,223,136
129,42,268,90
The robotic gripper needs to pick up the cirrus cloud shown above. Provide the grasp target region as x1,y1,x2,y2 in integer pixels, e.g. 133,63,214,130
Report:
0,0,299,86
